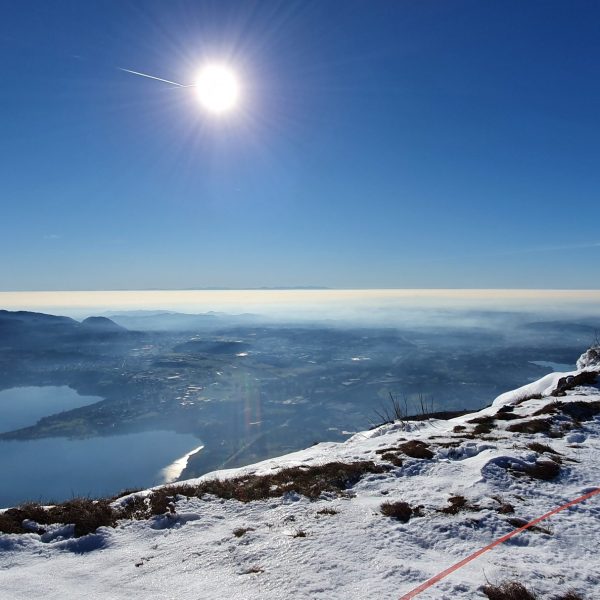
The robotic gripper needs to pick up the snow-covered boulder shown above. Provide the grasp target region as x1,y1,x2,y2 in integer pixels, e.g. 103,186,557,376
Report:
576,345,600,369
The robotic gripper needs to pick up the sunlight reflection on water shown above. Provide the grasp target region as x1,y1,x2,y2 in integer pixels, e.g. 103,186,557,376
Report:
160,445,205,483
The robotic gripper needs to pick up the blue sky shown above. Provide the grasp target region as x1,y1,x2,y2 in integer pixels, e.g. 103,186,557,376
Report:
1,0,599,290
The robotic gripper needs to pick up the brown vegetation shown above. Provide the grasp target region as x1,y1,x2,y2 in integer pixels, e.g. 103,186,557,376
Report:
482,581,538,600
506,517,552,535
380,501,422,522
0,498,116,537
514,393,543,405
507,459,560,481
316,507,339,516
233,527,254,537
507,419,553,435
527,442,561,456
0,461,387,537
380,452,404,467
482,581,584,600
474,423,495,435
438,495,480,515
491,496,515,514
398,440,434,459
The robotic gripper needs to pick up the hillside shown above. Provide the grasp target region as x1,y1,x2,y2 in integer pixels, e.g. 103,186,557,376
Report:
1,350,599,599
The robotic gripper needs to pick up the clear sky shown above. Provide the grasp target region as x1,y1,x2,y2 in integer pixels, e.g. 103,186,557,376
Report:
1,0,599,291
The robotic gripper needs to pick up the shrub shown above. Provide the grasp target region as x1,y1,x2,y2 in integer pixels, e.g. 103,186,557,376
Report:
524,460,560,481
491,496,515,514
473,423,494,435
508,459,560,481
380,452,403,467
0,461,387,537
380,501,415,522
48,499,117,537
558,401,600,421
316,507,338,515
527,442,561,456
0,499,116,538
494,411,520,421
482,581,538,599
292,529,307,538
468,415,496,425
439,495,470,515
398,440,434,459
507,419,553,434
507,517,552,535
373,392,407,426
0,503,50,534
532,402,562,416
233,527,254,537
555,591,585,600
514,393,543,405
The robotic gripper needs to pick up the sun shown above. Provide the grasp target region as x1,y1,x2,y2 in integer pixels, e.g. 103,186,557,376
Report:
195,64,240,114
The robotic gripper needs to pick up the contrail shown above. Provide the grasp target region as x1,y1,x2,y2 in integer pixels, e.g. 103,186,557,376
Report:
118,67,194,88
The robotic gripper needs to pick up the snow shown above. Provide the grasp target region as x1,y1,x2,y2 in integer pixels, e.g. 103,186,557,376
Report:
1,360,599,599
577,346,600,370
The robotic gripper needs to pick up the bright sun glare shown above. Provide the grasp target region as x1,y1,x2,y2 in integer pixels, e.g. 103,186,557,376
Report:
195,64,240,114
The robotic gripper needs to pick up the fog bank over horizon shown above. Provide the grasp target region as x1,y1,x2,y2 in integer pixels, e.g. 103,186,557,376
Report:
1,289,600,326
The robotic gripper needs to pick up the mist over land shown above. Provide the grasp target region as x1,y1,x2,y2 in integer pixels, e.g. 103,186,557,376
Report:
1,289,599,506
2,288,600,321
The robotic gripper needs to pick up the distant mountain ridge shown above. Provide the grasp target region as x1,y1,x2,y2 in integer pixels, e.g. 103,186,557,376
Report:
0,310,130,351
81,316,126,332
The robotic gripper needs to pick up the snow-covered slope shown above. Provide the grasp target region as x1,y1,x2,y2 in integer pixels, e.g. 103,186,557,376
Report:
1,355,599,599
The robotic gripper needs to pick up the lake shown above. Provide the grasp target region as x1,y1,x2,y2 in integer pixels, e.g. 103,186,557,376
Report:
0,386,202,507
0,289,597,507
0,386,101,434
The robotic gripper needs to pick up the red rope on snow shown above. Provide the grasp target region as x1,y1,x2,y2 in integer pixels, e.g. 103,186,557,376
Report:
398,486,600,599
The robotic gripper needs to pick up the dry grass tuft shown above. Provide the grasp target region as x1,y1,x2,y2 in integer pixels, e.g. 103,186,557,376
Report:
240,566,264,574
558,400,600,421
483,579,585,600
316,507,339,516
527,442,561,456
524,460,560,481
482,581,538,599
380,452,404,467
554,591,585,600
292,529,307,538
508,459,560,481
380,501,422,522
233,527,254,537
473,423,494,435
494,411,520,421
438,495,482,515
507,418,553,435
507,517,552,535
514,393,543,405
491,496,515,514
0,499,116,537
468,415,496,425
532,401,562,416
398,440,434,459
0,461,386,537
